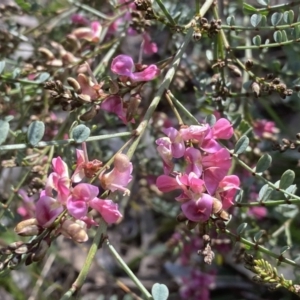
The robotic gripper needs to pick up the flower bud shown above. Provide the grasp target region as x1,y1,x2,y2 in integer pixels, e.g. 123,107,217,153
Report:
61,220,88,243
80,105,98,121
32,240,50,262
14,218,43,236
67,77,82,94
7,241,24,250
251,81,261,98
114,153,130,172
212,198,223,214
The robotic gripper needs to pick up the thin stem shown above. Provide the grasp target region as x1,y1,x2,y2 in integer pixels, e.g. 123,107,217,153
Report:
165,91,184,126
222,21,300,31
232,38,300,50
127,27,194,159
235,199,300,207
105,239,153,299
0,132,132,151
60,219,107,300
154,0,176,26
225,229,299,267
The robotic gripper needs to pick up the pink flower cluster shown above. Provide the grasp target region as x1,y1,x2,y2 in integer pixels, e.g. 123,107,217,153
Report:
34,150,132,228
156,118,240,222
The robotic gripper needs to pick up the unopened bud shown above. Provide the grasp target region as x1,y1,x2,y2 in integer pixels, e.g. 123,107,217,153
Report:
228,64,242,77
126,95,141,122
193,31,202,41
114,153,130,172
38,47,55,60
14,244,29,255
108,79,119,94
187,220,198,230
7,241,24,250
212,198,223,214
251,82,261,98
32,240,50,262
14,218,42,236
80,105,98,121
67,77,82,93
61,220,88,243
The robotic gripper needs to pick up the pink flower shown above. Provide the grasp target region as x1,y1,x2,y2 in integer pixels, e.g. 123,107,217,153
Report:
143,32,158,55
179,124,210,141
101,95,130,124
71,14,89,25
71,21,102,43
89,199,122,224
46,157,71,204
36,191,64,227
156,137,175,175
111,54,160,82
202,148,231,195
76,73,101,102
211,118,234,140
253,119,279,138
216,175,240,210
17,189,36,219
184,147,202,177
99,153,133,195
72,149,86,183
67,183,98,219
161,127,185,158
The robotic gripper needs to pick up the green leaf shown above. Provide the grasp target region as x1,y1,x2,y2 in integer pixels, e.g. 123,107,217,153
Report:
293,25,300,39
280,245,290,254
253,35,261,46
27,121,45,146
258,184,272,201
254,230,264,242
281,30,288,42
283,10,294,24
205,114,216,127
280,169,295,189
237,223,248,235
226,16,235,26
284,184,297,196
0,61,5,74
71,124,91,143
256,0,269,5
243,3,257,14
152,283,169,300
250,14,262,27
273,31,282,43
234,135,249,154
271,12,283,26
35,72,50,83
256,154,272,173
0,120,9,145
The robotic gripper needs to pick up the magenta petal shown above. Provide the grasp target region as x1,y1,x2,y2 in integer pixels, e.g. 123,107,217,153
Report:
111,54,134,77
67,199,88,219
181,194,213,222
203,167,228,195
52,157,69,177
201,138,222,153
213,118,233,140
72,183,99,202
130,65,160,82
36,196,63,227
156,175,181,192
90,198,122,224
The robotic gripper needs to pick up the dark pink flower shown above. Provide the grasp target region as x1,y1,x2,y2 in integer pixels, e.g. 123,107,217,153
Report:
253,119,279,138
99,153,133,195
143,32,158,54
71,14,89,25
211,118,234,140
216,175,240,210
111,54,160,82
202,148,231,195
184,147,202,177
36,191,64,227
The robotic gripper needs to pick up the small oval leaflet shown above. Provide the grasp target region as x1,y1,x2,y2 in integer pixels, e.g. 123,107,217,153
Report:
253,35,261,46
256,153,272,173
273,31,282,43
250,14,262,27
258,184,272,202
152,283,169,300
283,10,294,24
256,0,269,5
0,61,5,74
271,12,283,26
35,72,50,83
237,223,248,235
279,169,295,189
254,230,265,243
0,120,9,145
71,124,91,143
234,135,249,154
27,121,45,146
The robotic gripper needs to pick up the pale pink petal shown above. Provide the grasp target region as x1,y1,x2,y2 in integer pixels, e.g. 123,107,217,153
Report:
72,183,99,202
67,199,88,219
52,157,69,177
90,198,122,224
212,118,233,140
130,65,160,82
111,54,134,77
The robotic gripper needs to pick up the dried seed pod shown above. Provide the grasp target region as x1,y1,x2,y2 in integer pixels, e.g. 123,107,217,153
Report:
7,241,24,250
14,218,42,236
126,95,141,122
61,220,88,243
228,64,242,77
32,240,50,262
67,77,82,94
108,79,119,94
38,47,55,60
80,106,98,121
14,244,29,254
